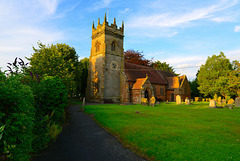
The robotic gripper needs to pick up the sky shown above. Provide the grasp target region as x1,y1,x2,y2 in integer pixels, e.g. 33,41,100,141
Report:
0,0,240,80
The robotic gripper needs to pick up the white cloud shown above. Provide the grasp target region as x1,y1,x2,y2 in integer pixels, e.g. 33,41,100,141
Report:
127,0,239,28
90,0,113,11
234,26,240,32
225,49,240,60
0,0,67,70
210,16,235,22
37,0,59,14
119,8,130,14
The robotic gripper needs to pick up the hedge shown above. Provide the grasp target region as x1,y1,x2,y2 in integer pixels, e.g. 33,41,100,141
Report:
0,75,35,160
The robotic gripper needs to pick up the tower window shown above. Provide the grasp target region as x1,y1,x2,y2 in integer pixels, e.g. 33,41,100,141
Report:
111,41,116,51
95,42,100,52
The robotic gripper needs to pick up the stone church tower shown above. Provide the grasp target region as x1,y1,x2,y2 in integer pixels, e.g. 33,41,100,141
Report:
86,14,124,103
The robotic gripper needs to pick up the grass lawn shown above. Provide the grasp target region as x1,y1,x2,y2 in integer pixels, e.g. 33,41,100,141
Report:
84,102,240,161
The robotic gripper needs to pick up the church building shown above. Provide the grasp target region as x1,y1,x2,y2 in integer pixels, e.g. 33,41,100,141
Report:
86,15,191,104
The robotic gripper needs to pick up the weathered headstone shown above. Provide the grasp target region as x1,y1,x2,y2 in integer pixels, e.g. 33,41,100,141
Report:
165,100,169,104
217,97,222,105
221,99,226,107
141,98,148,106
235,97,240,107
149,97,156,107
195,97,199,102
185,97,190,105
176,95,182,105
206,98,209,102
227,99,234,109
209,100,216,108
202,98,205,102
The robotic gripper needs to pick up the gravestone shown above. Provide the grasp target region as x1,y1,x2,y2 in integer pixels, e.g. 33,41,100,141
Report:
202,98,205,102
217,97,222,105
209,100,216,108
227,99,234,109
221,99,226,107
206,98,209,102
176,95,182,105
185,97,190,105
235,97,240,107
141,98,148,106
150,97,156,107
195,97,199,102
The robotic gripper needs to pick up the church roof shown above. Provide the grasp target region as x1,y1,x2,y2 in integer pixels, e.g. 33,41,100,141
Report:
124,62,175,85
132,77,147,90
166,75,186,90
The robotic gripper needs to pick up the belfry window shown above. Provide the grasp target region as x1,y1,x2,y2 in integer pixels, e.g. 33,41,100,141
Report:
95,42,100,52
111,41,116,51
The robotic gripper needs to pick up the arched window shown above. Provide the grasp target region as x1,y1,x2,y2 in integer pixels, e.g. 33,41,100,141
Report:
95,42,100,52
111,41,116,51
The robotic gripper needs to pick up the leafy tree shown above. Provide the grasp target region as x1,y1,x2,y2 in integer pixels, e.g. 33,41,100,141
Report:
197,52,233,97
124,49,153,67
189,78,201,98
221,60,240,97
152,60,178,75
28,42,79,95
79,58,89,97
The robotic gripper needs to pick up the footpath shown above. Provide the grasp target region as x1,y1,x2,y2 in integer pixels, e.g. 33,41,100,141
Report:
32,104,145,161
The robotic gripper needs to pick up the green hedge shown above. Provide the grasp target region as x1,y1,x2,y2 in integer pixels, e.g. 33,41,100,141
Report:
31,76,68,152
0,72,68,159
0,75,35,160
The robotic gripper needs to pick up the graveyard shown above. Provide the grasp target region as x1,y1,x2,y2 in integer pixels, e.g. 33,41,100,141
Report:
83,101,240,160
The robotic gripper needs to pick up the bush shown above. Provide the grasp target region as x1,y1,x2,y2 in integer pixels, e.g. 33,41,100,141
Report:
0,75,35,160
32,76,68,152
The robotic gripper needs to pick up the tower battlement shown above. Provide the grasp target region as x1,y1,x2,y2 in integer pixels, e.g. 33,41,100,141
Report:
92,14,124,39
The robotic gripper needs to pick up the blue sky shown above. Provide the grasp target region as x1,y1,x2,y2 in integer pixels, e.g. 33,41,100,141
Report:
0,0,240,80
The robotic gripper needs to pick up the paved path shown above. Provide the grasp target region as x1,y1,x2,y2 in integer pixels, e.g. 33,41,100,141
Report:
32,105,145,161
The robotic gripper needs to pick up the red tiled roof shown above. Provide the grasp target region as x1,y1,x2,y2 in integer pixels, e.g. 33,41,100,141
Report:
132,77,147,89
124,62,175,85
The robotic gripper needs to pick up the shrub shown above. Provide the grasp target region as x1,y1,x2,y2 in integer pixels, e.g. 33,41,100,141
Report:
0,75,35,160
32,76,68,152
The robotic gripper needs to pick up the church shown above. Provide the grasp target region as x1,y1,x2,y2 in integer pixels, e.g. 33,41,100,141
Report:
86,14,191,104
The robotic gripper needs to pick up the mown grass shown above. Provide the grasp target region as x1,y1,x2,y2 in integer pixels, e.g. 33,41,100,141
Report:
84,102,240,161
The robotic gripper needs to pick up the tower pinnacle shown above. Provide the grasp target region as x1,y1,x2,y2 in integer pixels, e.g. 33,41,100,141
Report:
92,21,95,29
104,13,107,22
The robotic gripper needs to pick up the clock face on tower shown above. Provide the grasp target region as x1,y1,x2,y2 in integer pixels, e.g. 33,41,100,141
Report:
110,61,118,70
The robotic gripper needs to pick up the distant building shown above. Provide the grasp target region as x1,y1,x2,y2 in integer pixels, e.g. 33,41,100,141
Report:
86,14,191,103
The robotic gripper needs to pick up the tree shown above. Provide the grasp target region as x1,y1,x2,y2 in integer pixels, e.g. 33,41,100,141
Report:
197,52,233,97
124,49,153,66
79,58,89,97
152,60,178,75
189,78,201,98
223,60,240,97
28,42,79,95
